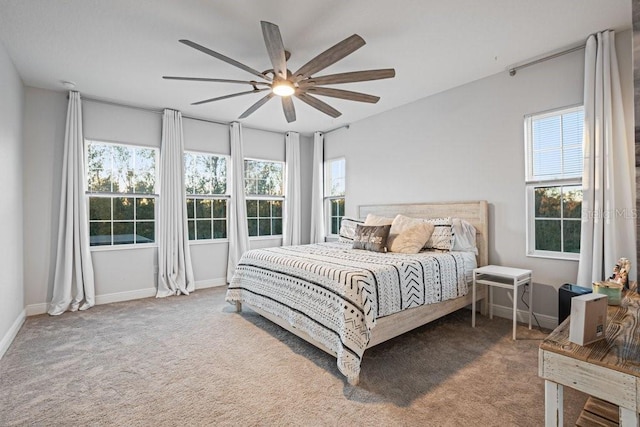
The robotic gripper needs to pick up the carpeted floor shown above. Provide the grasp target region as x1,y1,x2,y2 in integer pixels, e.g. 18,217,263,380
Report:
0,287,587,426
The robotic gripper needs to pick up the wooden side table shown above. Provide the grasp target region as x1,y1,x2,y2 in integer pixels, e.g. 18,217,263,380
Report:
539,288,640,426
472,265,533,340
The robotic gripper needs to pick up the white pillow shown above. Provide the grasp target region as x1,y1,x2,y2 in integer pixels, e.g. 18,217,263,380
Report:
364,213,394,226
452,218,478,254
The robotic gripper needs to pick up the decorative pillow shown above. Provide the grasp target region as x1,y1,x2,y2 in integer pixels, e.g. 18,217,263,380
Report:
352,224,391,253
338,217,364,242
364,213,393,226
387,214,425,248
452,218,478,254
423,217,455,251
389,223,435,254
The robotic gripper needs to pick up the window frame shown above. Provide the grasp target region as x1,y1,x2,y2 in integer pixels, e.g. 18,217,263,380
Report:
184,150,230,244
85,139,159,250
524,105,583,261
324,157,346,237
244,157,285,239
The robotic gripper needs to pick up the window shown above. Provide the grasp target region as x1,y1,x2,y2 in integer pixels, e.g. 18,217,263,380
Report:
244,159,284,237
325,158,345,235
525,106,583,259
86,140,157,246
185,151,228,241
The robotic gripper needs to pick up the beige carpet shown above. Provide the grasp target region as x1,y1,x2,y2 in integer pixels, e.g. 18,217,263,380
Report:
0,287,587,426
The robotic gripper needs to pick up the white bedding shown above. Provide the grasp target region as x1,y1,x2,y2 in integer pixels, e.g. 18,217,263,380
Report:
226,242,476,381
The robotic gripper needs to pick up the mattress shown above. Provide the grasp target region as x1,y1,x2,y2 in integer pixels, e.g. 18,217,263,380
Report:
226,242,477,381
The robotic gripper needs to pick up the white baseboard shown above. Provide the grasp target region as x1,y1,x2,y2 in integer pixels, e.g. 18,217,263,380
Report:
195,277,227,289
95,287,157,305
25,303,48,317
0,309,26,359
490,304,558,330
26,287,157,316
25,278,228,317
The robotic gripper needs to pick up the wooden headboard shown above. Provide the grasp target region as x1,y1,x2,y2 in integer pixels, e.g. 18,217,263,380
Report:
358,200,489,267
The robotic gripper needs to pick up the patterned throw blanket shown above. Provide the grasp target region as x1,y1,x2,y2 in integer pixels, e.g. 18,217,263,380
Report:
226,242,472,382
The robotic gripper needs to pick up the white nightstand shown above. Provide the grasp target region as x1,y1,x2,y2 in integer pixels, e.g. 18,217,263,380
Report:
472,265,533,340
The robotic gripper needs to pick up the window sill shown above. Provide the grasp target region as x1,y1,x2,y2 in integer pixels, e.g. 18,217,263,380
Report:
90,243,157,252
188,239,229,246
526,251,579,261
249,235,282,241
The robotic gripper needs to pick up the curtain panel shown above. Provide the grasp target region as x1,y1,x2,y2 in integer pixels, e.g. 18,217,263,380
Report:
48,91,96,315
310,132,325,243
156,109,195,297
577,30,637,285
226,122,250,282
283,131,301,246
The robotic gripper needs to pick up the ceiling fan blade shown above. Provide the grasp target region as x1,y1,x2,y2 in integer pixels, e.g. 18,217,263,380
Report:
163,76,270,85
281,96,296,123
192,88,269,105
261,21,287,80
239,93,275,119
299,69,396,86
295,93,341,118
303,87,379,103
292,34,365,82
179,39,271,81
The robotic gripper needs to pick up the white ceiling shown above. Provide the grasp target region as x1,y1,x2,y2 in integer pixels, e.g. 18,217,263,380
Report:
0,0,632,134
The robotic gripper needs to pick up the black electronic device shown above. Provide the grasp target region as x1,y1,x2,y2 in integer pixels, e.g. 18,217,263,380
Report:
558,283,592,324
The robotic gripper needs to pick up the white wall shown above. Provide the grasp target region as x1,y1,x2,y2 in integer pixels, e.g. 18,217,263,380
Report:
0,39,25,357
22,88,66,311
325,30,634,325
22,92,314,313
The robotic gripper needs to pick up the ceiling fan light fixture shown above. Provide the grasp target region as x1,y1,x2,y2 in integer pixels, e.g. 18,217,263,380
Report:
169,21,395,121
272,80,295,97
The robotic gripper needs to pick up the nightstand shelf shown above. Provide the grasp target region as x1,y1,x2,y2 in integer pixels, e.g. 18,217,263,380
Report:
472,265,532,340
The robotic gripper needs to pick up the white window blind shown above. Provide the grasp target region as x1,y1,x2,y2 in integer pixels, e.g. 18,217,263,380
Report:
528,107,583,181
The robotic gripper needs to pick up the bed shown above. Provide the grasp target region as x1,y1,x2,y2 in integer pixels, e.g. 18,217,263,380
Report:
226,200,489,385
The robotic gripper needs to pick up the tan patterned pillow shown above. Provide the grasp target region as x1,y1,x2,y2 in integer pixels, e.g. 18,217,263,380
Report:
389,222,435,254
352,224,391,253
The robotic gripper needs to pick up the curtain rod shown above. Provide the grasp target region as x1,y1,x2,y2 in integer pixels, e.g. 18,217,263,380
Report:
79,95,285,135
508,43,585,76
324,124,350,134
508,29,617,76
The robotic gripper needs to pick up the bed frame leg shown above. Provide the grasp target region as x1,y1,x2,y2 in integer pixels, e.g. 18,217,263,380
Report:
348,376,359,386
235,301,242,312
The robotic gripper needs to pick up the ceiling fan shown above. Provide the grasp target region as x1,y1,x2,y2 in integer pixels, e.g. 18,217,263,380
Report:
163,21,395,123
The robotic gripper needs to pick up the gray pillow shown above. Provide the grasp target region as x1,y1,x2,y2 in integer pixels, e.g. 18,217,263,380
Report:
352,224,391,253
